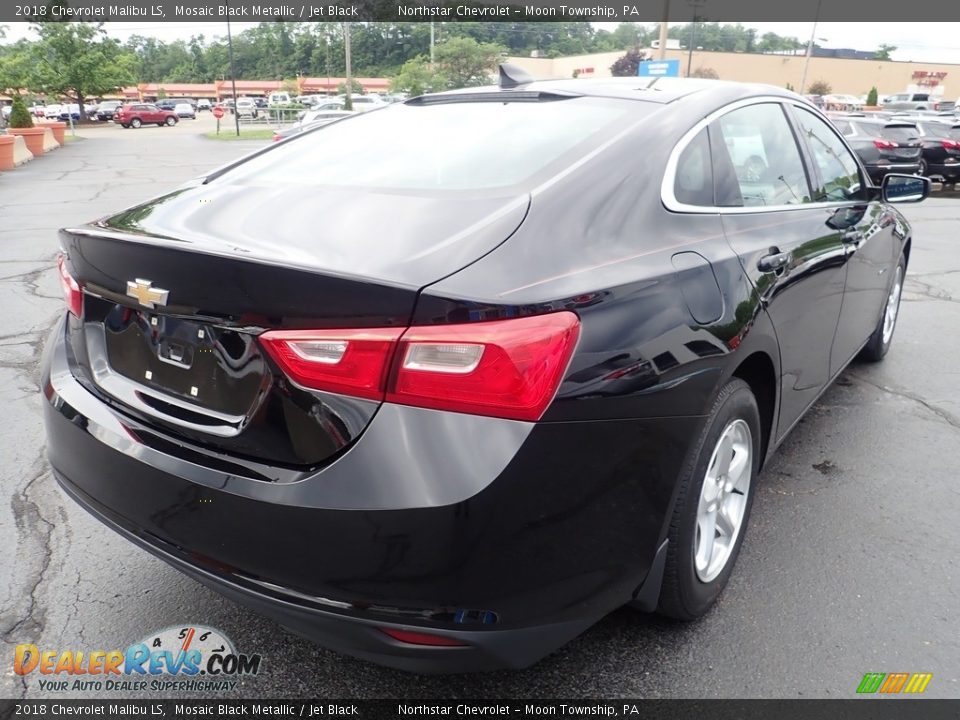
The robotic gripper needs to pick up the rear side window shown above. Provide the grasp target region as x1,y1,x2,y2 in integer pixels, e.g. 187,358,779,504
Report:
793,108,865,202
710,103,811,207
673,129,714,206
221,97,636,191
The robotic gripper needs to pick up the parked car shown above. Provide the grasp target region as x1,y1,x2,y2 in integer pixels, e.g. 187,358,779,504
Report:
155,100,178,112
174,102,196,119
30,104,46,118
197,99,212,111
58,104,81,122
881,92,952,112
235,98,258,118
44,72,928,673
254,98,268,109
823,94,864,111
829,115,923,183
96,101,122,121
268,91,291,106
906,120,960,183
114,103,179,128
314,95,387,113
272,110,355,141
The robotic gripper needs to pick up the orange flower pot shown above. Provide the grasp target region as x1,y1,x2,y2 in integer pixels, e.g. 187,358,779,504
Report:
0,135,15,171
7,127,47,156
39,121,67,145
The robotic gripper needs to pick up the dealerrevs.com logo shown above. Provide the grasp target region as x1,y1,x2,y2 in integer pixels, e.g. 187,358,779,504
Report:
14,625,261,693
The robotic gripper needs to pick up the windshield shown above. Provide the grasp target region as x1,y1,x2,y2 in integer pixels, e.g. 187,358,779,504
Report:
219,97,636,192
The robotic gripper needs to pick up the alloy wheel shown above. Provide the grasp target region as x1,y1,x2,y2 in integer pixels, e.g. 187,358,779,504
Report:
695,418,753,583
882,265,903,345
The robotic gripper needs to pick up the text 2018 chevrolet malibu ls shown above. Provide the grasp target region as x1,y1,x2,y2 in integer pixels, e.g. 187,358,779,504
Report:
42,67,929,672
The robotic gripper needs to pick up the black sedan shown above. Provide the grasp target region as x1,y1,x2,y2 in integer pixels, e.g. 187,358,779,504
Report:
42,68,928,673
829,115,923,183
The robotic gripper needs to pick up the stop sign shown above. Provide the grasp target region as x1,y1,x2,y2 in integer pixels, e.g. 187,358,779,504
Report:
213,106,224,119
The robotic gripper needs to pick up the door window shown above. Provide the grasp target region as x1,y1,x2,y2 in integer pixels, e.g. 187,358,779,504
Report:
793,108,866,202
673,128,714,206
710,104,811,207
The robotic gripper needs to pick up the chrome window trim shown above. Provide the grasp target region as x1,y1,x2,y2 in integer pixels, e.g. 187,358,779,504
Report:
661,95,872,215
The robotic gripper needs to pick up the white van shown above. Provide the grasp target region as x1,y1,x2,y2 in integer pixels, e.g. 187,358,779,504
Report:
268,92,291,106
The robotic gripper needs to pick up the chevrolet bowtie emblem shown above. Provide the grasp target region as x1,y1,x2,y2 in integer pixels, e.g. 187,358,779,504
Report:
126,279,169,309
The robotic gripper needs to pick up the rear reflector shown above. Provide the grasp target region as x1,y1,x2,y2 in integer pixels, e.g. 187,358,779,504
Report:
56,254,83,318
259,312,580,421
379,628,469,647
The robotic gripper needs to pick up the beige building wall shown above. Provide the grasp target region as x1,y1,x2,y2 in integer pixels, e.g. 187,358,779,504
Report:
507,50,960,100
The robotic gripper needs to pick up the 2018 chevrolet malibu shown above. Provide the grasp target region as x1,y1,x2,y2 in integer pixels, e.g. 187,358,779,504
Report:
42,67,929,673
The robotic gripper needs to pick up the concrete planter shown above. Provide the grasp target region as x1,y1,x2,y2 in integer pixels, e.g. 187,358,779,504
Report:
39,121,67,145
0,134,34,171
7,127,47,157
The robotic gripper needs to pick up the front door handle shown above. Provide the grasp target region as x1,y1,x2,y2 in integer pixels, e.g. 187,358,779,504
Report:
842,230,865,245
757,250,790,273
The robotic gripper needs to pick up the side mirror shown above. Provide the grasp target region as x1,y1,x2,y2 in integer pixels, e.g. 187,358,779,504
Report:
882,174,931,204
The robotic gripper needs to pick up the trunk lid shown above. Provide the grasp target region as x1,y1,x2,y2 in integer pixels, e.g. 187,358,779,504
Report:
61,182,528,469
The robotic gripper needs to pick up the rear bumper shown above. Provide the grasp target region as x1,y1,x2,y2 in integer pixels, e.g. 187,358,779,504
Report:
865,162,921,181
926,161,960,181
42,316,693,671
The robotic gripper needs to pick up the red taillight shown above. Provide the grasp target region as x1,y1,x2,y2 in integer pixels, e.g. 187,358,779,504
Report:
56,254,83,318
258,328,404,401
258,312,580,421
941,139,959,149
272,134,282,142
388,313,580,421
873,139,898,149
379,628,468,647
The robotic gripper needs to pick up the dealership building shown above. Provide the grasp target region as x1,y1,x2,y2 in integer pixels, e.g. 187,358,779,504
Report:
506,48,960,99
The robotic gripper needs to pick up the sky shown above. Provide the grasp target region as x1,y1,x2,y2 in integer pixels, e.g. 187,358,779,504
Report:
2,21,960,64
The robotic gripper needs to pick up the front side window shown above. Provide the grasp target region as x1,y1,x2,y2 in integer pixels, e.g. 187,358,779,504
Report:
794,108,865,202
710,103,811,207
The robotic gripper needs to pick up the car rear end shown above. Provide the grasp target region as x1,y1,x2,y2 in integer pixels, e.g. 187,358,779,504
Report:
916,121,960,182
42,93,663,672
851,120,922,182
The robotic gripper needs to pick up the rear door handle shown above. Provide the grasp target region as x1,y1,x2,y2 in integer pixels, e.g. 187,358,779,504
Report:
757,251,790,273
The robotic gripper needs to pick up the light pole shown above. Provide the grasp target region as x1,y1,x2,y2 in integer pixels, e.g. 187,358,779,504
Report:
658,0,669,59
225,0,240,137
799,0,823,95
343,22,353,111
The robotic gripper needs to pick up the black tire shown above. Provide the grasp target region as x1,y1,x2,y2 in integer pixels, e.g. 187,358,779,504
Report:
120,124,129,129
859,255,906,362
919,159,928,176
165,116,177,126
130,118,141,129
658,378,761,621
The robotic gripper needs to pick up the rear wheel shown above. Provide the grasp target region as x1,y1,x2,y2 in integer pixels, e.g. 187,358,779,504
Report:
859,256,905,362
919,159,929,176
130,118,141,129
658,379,760,620
166,116,177,127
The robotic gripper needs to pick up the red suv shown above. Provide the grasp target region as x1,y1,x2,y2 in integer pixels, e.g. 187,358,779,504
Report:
114,103,178,129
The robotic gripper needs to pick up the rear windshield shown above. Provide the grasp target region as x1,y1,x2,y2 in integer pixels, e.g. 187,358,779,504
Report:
918,122,950,138
219,97,637,191
882,125,920,142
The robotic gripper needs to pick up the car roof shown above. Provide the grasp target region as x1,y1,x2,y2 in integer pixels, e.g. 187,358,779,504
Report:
422,76,796,107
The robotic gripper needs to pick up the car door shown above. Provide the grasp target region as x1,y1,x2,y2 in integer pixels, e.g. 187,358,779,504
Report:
790,105,900,372
140,104,159,122
709,101,849,439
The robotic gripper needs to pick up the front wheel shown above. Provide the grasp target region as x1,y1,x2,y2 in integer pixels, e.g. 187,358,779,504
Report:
130,118,141,129
165,116,177,126
658,378,761,620
859,256,905,362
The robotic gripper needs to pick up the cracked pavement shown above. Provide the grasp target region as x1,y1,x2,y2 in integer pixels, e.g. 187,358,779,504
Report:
1,117,958,700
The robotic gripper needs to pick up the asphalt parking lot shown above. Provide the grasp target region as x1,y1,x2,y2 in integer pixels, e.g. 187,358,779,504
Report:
1,117,958,700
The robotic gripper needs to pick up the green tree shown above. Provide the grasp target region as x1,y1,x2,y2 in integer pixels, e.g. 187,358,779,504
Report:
337,78,364,95
9,94,34,128
29,22,136,120
433,36,505,89
807,79,832,96
390,56,444,97
610,48,647,77
0,42,34,95
866,86,878,105
156,87,167,99
875,44,897,61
